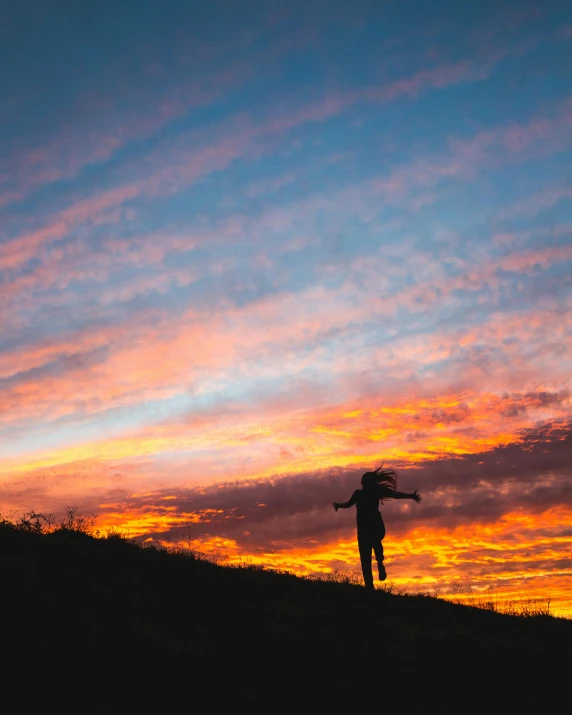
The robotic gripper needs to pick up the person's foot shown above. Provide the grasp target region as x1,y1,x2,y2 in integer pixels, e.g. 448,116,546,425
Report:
378,563,387,581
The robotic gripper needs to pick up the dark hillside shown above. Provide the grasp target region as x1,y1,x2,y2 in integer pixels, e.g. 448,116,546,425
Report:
1,521,569,713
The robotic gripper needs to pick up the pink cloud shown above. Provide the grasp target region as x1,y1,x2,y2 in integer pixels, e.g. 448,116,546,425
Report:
497,186,572,220
0,18,353,209
1,49,507,265
366,53,505,102
0,32,276,209
0,183,141,271
246,172,298,198
2,253,571,432
449,99,572,164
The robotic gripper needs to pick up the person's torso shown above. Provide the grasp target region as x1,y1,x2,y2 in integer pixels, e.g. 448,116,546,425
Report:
354,488,384,525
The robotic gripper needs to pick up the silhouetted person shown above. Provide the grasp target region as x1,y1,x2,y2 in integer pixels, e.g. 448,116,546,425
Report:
333,466,421,590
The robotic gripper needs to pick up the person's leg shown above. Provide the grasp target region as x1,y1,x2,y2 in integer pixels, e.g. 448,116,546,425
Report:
373,539,386,581
357,531,374,589
373,519,386,581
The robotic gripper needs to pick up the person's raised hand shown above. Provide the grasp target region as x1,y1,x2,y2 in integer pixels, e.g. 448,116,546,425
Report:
411,489,422,504
332,502,339,511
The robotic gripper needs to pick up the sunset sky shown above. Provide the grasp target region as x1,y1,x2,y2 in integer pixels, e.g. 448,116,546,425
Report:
2,1,571,614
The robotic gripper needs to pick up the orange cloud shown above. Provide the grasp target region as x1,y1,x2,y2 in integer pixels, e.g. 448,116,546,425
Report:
3,418,570,615
155,505,572,617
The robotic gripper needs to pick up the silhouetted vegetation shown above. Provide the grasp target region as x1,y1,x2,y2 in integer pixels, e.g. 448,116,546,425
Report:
1,511,569,713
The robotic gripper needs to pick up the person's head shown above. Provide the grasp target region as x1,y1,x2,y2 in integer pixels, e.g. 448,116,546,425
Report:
360,472,375,487
361,465,397,490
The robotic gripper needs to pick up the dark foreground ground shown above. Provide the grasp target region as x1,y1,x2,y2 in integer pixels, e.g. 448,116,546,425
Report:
1,521,570,714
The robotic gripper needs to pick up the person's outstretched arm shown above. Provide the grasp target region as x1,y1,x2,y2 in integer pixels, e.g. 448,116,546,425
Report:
333,491,358,511
382,487,422,503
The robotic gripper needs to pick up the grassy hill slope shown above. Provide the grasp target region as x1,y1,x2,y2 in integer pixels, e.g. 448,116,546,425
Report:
2,520,569,713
